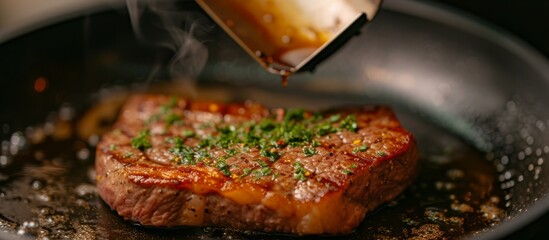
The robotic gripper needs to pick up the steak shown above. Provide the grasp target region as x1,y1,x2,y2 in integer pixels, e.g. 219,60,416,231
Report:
95,94,419,235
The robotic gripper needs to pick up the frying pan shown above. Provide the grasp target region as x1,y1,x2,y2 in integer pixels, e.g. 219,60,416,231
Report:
1,0,548,239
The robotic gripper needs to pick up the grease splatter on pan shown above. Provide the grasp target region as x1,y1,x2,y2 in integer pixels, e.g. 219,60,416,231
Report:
0,88,507,240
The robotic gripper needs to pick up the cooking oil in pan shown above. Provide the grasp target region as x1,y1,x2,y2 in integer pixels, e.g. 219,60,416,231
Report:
0,90,507,239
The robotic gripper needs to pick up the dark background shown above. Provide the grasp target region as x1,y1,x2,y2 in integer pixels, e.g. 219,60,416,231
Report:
435,1,549,239
436,0,549,58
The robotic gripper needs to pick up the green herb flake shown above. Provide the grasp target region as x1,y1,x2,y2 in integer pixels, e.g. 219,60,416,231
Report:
316,123,337,136
377,151,388,157
328,114,341,123
310,112,323,122
146,114,161,124
353,144,369,153
256,160,268,168
293,161,308,181
160,96,178,113
225,148,238,157
216,159,231,176
109,144,117,151
170,137,196,165
284,108,305,122
198,138,212,148
285,123,313,147
165,113,182,126
182,130,195,138
260,148,281,162
258,119,276,131
167,96,178,108
131,130,152,151
196,149,210,162
350,163,358,169
303,147,316,157
240,168,252,178
342,169,353,175
122,152,134,158
340,114,358,132
312,140,321,147
253,166,272,179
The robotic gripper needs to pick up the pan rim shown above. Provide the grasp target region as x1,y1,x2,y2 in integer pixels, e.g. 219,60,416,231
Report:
383,0,549,239
1,0,548,239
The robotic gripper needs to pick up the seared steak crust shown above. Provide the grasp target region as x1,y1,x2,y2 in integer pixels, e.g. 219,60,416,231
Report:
96,94,419,235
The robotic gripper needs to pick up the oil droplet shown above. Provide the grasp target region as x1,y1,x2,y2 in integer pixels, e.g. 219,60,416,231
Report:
74,184,96,196
281,35,291,44
34,77,47,93
31,179,46,190
87,135,99,146
76,148,90,161
262,14,273,23
23,221,37,228
303,27,319,40
0,155,10,166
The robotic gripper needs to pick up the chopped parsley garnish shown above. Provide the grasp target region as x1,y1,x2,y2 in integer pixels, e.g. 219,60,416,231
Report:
196,149,210,161
310,112,323,122
316,123,337,136
146,114,161,124
303,147,316,157
241,168,252,178
293,161,308,181
182,130,195,138
225,148,238,157
165,113,182,126
353,144,369,153
131,130,152,150
148,96,181,126
216,126,238,148
285,123,313,147
170,137,196,165
216,159,231,176
377,151,388,157
109,144,117,151
340,114,358,132
122,152,134,158
260,148,281,162
139,101,372,181
342,169,353,175
312,140,321,147
258,119,276,131
328,114,341,123
257,160,268,168
253,166,272,179
342,163,358,175
166,96,178,108
284,108,305,122
160,96,178,114
198,138,212,148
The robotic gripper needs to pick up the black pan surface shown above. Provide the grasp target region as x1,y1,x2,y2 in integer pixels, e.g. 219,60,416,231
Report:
1,0,548,239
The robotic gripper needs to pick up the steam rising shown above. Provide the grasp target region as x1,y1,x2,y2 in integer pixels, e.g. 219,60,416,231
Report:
126,0,211,81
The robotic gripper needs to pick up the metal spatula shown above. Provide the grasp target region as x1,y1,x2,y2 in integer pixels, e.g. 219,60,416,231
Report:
197,0,381,77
